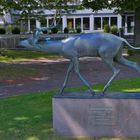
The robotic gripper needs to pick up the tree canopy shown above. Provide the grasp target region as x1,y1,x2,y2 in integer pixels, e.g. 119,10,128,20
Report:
0,0,81,24
0,0,81,17
82,0,140,12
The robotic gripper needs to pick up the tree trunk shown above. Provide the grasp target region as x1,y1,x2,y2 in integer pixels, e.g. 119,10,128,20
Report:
134,7,140,46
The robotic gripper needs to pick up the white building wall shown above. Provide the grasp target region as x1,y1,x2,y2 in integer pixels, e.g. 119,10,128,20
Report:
117,14,122,29
90,15,94,32
36,20,41,28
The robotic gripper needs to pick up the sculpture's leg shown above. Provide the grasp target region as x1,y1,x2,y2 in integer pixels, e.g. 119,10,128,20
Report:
102,58,120,95
72,57,95,96
117,57,140,74
59,61,73,95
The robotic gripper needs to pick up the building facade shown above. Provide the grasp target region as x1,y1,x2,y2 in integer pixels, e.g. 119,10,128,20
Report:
20,8,134,36
0,8,135,36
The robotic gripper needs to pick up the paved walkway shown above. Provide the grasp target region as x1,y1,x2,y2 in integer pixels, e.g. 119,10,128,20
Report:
0,57,139,98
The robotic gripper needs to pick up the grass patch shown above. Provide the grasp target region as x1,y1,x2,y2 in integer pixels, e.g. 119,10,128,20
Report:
0,50,140,63
125,55,140,62
0,77,140,140
0,65,39,82
0,50,62,62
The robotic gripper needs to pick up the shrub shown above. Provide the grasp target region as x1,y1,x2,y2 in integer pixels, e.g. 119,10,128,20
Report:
6,25,12,34
128,49,134,56
42,30,48,34
119,28,124,37
0,28,6,34
64,27,69,33
76,28,81,33
12,27,20,34
51,27,58,34
110,25,118,35
104,24,110,33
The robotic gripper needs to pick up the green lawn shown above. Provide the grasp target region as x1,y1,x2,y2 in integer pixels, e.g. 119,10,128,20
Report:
0,77,140,140
0,50,62,62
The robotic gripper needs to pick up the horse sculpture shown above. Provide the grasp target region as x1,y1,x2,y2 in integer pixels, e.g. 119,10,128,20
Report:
19,27,140,96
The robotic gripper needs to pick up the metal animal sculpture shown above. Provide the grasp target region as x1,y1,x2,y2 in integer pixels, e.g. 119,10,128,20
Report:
19,28,140,96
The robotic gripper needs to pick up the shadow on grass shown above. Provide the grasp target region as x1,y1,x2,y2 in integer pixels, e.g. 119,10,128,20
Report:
0,77,139,140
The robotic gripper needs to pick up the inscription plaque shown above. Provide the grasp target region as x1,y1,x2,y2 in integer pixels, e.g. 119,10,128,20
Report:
88,105,117,126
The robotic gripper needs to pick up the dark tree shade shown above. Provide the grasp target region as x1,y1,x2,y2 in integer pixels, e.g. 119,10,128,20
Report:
82,0,140,12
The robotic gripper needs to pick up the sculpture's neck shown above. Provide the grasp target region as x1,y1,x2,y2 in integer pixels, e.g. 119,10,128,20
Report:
39,40,63,55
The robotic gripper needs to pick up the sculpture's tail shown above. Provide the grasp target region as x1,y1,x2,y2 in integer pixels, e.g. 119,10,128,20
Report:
121,38,140,50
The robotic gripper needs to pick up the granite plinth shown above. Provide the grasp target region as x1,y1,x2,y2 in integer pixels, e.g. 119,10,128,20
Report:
53,92,140,137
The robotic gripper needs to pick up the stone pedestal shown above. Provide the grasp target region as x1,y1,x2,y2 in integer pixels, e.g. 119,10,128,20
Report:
53,92,140,137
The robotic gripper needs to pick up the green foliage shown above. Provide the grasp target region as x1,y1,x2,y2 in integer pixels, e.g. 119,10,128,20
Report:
6,25,12,34
103,25,119,35
82,0,140,12
12,27,20,34
103,24,110,33
76,28,82,33
110,25,118,35
64,27,69,33
0,0,82,19
110,0,140,12
42,30,48,34
0,28,6,34
128,49,134,56
51,27,58,34
82,0,110,11
119,27,124,37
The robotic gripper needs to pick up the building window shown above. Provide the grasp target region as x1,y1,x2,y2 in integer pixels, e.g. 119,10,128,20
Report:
20,19,28,32
111,17,117,26
127,16,134,33
75,18,81,29
56,18,62,30
103,17,109,28
94,17,101,30
48,18,55,27
30,19,36,31
83,17,89,30
40,18,47,27
122,15,134,34
67,18,74,30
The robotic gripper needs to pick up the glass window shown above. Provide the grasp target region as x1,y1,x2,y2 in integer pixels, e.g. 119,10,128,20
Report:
122,16,125,28
56,18,62,30
111,17,117,26
30,19,36,31
83,17,89,30
48,18,54,27
21,19,28,32
127,16,134,33
103,17,109,28
40,18,47,27
94,17,101,30
75,18,81,29
67,18,74,30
